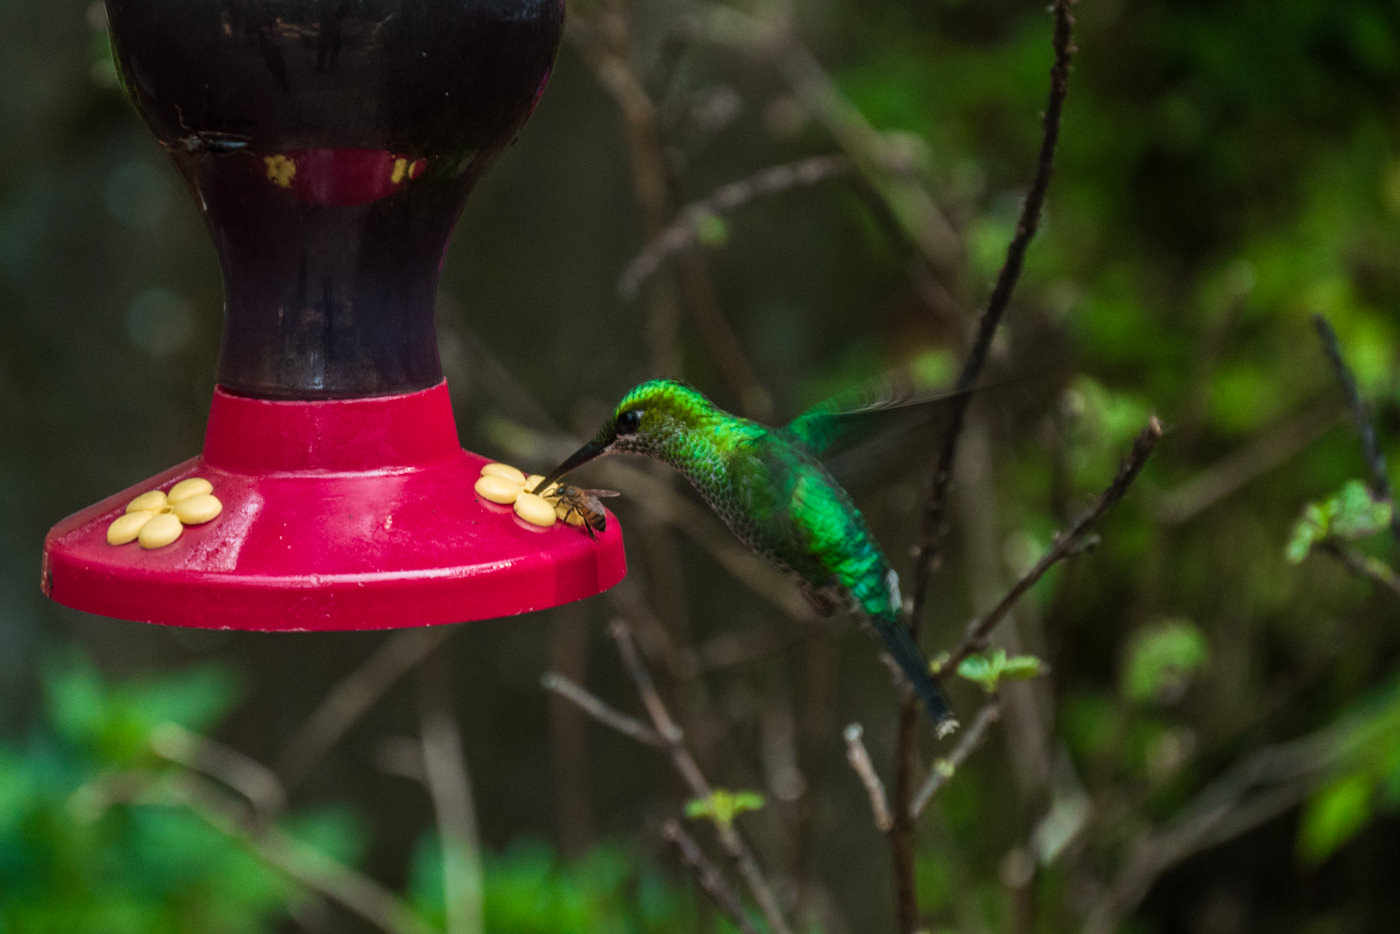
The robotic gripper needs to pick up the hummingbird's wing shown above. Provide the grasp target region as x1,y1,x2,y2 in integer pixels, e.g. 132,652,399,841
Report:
783,368,967,458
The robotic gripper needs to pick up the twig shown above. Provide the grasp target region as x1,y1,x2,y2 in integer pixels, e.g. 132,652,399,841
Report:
159,772,437,934
843,723,893,831
607,620,795,934
276,627,455,787
910,700,1001,819
1084,719,1346,934
545,620,792,934
892,6,1077,932
540,671,666,747
1312,313,1400,546
149,721,287,822
567,6,772,418
1155,402,1342,525
418,655,485,934
910,0,1078,633
695,5,964,292
1318,540,1400,600
946,416,1164,672
664,819,763,934
619,154,854,299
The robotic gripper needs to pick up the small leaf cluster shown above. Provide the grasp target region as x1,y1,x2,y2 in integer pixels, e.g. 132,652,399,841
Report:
956,648,1044,694
1122,619,1210,706
0,654,358,934
1297,687,1400,865
683,789,767,829
1286,479,1394,564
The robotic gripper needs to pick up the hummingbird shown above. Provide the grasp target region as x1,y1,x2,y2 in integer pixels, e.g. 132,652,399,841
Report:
533,378,958,736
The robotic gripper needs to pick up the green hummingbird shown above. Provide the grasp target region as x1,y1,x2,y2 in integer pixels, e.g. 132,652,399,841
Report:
533,378,958,736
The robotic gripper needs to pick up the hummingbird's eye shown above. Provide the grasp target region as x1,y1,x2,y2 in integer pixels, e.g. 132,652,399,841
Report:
615,409,642,436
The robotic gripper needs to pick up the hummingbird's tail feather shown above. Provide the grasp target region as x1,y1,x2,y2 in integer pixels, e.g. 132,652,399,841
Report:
875,616,958,737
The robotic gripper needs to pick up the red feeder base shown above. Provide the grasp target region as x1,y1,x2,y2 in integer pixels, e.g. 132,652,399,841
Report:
42,382,626,630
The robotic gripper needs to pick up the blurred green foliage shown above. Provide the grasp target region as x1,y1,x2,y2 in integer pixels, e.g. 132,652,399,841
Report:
408,837,741,934
1286,479,1395,563
1121,619,1210,705
0,656,339,933
2,656,752,932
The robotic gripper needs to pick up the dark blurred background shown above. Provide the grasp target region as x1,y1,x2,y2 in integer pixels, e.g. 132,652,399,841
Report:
3,1,1400,932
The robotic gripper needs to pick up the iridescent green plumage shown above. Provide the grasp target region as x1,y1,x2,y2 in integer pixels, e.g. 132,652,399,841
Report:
536,379,956,734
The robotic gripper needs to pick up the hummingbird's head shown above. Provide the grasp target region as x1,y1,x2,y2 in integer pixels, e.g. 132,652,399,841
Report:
532,379,719,492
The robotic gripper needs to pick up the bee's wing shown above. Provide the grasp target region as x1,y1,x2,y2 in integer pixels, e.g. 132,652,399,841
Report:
582,489,622,498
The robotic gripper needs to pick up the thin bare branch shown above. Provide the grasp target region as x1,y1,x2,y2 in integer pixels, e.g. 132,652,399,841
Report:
149,722,286,821
664,820,763,934
946,415,1164,672
1318,540,1400,600
619,154,854,300
843,723,893,831
567,5,772,418
540,671,666,747
276,627,455,787
695,5,963,283
1312,313,1400,546
910,700,1001,819
910,0,1078,634
892,6,1078,931
419,656,485,934
607,620,794,934
158,773,437,934
1155,402,1342,525
1084,721,1347,934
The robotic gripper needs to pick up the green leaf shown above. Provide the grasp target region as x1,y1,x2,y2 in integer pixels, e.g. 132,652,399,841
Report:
683,789,766,828
1298,773,1375,864
1000,655,1045,681
957,648,1044,693
1330,480,1394,539
1122,619,1209,705
43,654,241,767
1287,480,1393,562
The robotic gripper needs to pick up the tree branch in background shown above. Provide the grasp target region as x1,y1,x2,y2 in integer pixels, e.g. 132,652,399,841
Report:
607,620,795,934
891,4,1077,931
946,415,1164,672
910,0,1078,634
664,820,764,934
540,671,666,747
418,655,485,934
693,5,967,325
1318,540,1400,600
276,627,455,788
1312,313,1400,547
1154,401,1342,525
149,721,287,824
1085,719,1349,934
910,699,1001,819
150,772,437,934
543,619,794,934
618,154,854,300
843,723,894,831
567,3,772,418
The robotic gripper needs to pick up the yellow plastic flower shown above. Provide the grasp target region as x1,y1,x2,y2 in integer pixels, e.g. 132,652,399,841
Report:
106,477,223,549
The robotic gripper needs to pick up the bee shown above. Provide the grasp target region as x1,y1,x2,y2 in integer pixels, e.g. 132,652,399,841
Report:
172,130,252,155
168,106,252,155
545,484,620,539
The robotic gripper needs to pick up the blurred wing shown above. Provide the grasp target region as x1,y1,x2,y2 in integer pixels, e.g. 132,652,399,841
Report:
784,369,966,457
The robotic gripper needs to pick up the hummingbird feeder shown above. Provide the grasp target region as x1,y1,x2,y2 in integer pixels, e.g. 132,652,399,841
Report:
42,0,626,630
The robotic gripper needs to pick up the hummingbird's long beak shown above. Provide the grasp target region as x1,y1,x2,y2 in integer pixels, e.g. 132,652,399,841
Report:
531,438,609,494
